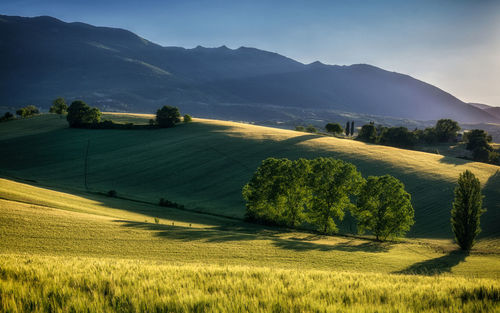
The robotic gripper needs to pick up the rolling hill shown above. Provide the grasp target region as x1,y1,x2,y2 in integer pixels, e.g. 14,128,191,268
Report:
0,114,498,238
1,14,498,124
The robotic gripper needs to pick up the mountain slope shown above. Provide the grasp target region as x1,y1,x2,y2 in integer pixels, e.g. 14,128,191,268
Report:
0,114,498,238
0,14,498,123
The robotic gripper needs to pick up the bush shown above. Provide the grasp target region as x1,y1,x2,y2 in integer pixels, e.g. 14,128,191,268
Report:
325,123,343,135
0,112,14,122
305,125,317,133
379,126,417,148
156,105,180,128
451,170,485,251
67,100,101,128
183,114,192,123
16,105,39,118
295,126,305,132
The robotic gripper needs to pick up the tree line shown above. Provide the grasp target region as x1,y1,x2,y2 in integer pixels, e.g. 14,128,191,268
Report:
243,157,415,241
243,157,485,250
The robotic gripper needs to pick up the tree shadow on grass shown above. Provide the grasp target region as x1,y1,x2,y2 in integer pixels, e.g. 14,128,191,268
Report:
115,220,391,253
394,250,467,275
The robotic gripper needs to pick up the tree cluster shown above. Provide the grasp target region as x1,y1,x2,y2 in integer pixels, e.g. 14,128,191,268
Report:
243,157,414,240
49,97,68,115
16,105,39,118
0,112,15,122
156,105,181,128
357,119,461,148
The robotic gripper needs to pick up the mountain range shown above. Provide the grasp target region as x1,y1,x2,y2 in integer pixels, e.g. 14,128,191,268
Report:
0,14,498,124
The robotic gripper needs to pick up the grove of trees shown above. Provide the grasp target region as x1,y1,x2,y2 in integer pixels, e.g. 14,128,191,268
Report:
156,105,181,128
49,97,68,115
243,157,415,240
451,170,485,251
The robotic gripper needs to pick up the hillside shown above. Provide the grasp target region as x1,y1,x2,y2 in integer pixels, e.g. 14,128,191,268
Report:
0,114,499,238
1,14,498,124
1,178,499,312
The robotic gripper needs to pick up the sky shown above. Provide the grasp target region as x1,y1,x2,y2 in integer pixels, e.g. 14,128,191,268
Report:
2,0,499,106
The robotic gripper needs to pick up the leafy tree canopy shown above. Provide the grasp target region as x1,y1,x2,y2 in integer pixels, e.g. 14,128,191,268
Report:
49,97,68,115
358,123,377,143
435,119,460,142
325,123,343,135
16,105,39,118
66,100,101,128
156,105,181,128
352,175,414,241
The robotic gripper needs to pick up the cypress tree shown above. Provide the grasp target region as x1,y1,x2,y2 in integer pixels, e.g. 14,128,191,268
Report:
350,121,355,136
451,170,485,251
345,122,350,136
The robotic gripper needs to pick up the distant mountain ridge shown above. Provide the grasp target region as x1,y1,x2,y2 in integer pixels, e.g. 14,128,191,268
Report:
0,14,498,124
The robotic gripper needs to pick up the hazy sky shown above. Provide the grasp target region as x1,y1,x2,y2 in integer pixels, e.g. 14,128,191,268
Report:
2,0,499,106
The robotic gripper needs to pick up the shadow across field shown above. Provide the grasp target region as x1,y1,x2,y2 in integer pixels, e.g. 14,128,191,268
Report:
115,220,392,253
395,250,467,275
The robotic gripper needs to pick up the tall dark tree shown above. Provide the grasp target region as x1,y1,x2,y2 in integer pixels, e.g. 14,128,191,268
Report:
451,170,485,251
350,121,354,136
345,122,350,136
156,105,181,128
49,97,68,115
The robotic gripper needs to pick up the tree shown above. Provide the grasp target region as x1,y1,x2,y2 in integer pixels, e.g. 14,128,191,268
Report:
435,119,460,142
305,125,317,133
49,97,68,115
16,105,39,118
465,129,492,151
350,121,354,136
345,122,350,136
352,175,414,241
156,105,180,128
451,170,485,251
357,123,377,143
0,112,14,122
308,158,364,234
295,126,305,132
325,123,343,135
66,100,101,127
379,126,417,148
183,114,192,123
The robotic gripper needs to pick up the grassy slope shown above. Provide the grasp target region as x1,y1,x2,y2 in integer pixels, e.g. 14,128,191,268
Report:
0,114,499,239
0,178,499,312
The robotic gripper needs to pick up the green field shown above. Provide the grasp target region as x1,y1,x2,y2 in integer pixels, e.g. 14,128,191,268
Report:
0,114,499,312
0,114,498,238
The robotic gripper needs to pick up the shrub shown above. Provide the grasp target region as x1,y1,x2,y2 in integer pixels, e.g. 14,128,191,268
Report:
183,114,192,123
295,126,305,132
305,125,317,133
0,112,14,122
16,105,39,118
325,123,343,135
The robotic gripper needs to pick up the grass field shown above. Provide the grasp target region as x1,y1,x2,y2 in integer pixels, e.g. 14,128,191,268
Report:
0,113,498,238
1,114,500,312
0,178,499,312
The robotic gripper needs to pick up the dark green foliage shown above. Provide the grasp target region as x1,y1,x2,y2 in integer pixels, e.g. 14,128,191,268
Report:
464,129,497,163
325,123,343,135
49,97,68,115
107,190,117,197
183,114,192,123
350,121,354,136
159,198,185,209
243,157,364,233
451,170,485,251
352,175,414,241
379,126,417,148
357,123,377,143
0,112,14,122
308,158,364,234
156,105,181,128
295,126,305,132
435,119,460,142
16,105,39,118
149,119,156,126
345,122,350,136
66,100,101,128
305,125,317,133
